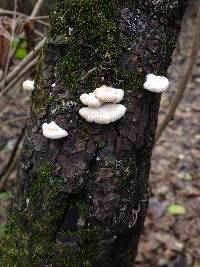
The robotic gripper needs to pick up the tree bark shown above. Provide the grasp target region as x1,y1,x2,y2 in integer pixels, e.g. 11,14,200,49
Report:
0,1,188,266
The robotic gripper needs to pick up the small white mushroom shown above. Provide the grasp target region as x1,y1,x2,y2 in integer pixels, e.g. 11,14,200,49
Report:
42,121,68,139
23,80,35,92
80,93,102,107
94,85,124,103
79,104,126,124
144,74,169,93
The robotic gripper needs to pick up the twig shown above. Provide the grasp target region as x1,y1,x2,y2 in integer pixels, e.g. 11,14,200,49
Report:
0,116,28,129
0,0,17,98
81,67,97,81
3,57,38,96
0,38,45,95
0,154,19,192
0,9,27,18
0,125,26,192
30,16,49,20
0,126,26,179
31,0,45,18
155,3,200,143
0,10,48,20
0,70,3,82
34,29,45,38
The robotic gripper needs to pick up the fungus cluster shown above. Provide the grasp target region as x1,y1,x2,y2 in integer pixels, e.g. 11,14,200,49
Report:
39,75,169,139
144,74,169,93
79,85,126,124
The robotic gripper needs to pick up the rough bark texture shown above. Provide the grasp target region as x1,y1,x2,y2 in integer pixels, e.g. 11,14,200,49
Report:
0,1,188,267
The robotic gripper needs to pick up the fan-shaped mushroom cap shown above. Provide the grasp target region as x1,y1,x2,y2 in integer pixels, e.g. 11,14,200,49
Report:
144,74,169,93
42,121,68,139
80,93,102,107
79,103,126,124
23,80,35,92
94,85,124,103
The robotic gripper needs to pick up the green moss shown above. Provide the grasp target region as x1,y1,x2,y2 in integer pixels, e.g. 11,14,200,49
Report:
95,137,107,149
32,84,52,115
47,0,142,99
31,45,52,116
76,199,90,217
28,161,52,200
49,0,145,99
0,161,67,266
121,70,145,92
55,227,103,267
0,161,103,266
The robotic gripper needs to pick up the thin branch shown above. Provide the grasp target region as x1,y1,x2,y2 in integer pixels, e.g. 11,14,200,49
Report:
0,0,17,98
0,155,19,192
0,125,26,192
31,0,45,18
155,3,200,143
30,16,49,20
0,126,26,179
34,29,45,38
3,57,38,96
0,38,45,95
81,67,97,81
0,9,27,18
0,70,3,81
28,19,49,27
0,116,28,129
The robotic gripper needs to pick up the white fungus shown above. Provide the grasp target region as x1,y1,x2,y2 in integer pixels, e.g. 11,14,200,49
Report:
144,74,169,93
94,85,124,103
79,104,126,124
80,93,102,108
69,27,73,36
23,80,35,92
42,121,68,139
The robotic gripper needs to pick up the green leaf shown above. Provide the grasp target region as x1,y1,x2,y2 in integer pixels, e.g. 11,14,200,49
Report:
168,204,186,215
12,38,27,60
0,191,12,201
183,172,193,181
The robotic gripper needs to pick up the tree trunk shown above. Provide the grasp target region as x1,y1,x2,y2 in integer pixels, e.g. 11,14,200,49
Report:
0,1,188,266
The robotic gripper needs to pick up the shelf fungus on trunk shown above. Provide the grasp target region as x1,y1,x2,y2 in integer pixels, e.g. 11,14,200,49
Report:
80,93,102,107
79,85,126,124
42,121,68,139
94,85,124,103
22,80,35,92
79,103,127,124
144,74,169,93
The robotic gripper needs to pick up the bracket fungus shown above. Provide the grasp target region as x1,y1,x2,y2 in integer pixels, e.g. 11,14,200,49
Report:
94,85,124,103
80,93,102,107
144,74,169,93
79,104,126,124
23,80,35,92
79,85,126,124
42,121,68,139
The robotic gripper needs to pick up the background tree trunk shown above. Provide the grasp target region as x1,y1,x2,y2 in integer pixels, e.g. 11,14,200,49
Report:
0,1,188,266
